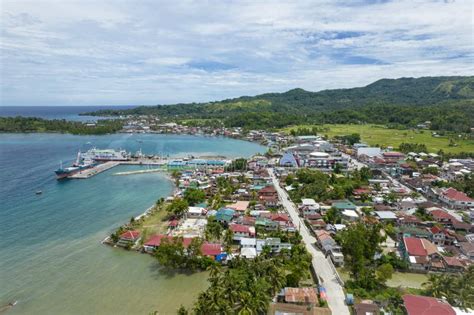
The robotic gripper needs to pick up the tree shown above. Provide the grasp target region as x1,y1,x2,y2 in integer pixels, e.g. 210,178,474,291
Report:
339,223,385,290
376,263,394,283
422,266,474,311
176,305,188,315
166,198,189,217
205,216,223,241
183,188,206,206
223,229,234,253
323,207,342,224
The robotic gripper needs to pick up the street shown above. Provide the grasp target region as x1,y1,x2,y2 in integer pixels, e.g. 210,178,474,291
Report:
268,168,350,315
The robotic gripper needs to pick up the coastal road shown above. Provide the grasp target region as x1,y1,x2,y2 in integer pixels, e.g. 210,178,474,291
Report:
268,168,350,315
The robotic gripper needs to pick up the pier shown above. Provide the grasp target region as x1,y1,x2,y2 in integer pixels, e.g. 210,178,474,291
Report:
69,161,120,179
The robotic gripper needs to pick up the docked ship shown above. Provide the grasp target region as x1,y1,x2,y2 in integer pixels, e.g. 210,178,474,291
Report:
82,148,130,162
55,151,96,179
54,148,129,179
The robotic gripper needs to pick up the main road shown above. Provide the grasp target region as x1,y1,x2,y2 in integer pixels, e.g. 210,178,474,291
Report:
268,168,350,315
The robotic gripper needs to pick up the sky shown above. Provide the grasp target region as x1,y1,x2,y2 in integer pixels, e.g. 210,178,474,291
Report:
1,0,473,106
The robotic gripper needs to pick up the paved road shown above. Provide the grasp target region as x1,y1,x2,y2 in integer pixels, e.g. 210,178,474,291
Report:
268,168,350,315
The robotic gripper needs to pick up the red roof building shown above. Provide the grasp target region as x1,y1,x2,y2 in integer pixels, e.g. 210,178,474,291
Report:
402,294,455,315
430,209,456,224
439,187,474,209
201,243,222,256
119,230,140,240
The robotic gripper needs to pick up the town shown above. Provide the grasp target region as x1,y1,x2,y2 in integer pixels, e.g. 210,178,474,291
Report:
105,127,474,315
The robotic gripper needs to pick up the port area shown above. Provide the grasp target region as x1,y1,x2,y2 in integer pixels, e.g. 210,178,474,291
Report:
66,157,225,179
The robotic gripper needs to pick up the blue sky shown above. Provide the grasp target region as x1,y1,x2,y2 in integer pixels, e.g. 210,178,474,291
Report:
1,0,473,106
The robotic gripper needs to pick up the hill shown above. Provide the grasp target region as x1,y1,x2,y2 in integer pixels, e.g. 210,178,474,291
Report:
85,76,474,131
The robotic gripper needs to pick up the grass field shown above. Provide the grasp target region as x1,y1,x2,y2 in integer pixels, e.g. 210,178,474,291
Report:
337,268,428,289
284,124,474,154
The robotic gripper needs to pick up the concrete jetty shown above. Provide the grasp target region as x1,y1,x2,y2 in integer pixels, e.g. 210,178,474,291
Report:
69,161,120,179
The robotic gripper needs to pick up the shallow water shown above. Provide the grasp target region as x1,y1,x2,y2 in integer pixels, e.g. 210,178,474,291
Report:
0,133,264,314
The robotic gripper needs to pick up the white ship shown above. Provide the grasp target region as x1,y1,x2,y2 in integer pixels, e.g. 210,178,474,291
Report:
82,148,130,162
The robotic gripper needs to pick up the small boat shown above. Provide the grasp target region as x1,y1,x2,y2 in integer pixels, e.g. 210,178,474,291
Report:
35,190,42,195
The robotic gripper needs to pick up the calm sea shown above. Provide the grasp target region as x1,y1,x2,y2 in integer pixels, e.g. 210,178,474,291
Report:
0,106,135,121
0,133,265,314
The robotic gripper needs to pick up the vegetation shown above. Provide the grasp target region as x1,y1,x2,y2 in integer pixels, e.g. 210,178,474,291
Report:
86,76,474,133
183,188,206,206
422,265,474,311
398,142,428,153
0,116,123,135
432,174,474,198
289,167,371,202
166,198,189,217
225,158,248,172
155,237,215,271
192,244,312,314
285,124,474,154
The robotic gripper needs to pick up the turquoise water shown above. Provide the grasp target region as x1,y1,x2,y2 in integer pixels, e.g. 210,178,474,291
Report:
0,133,265,314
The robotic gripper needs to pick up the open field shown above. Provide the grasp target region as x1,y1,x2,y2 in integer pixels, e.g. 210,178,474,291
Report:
337,268,429,289
284,124,474,154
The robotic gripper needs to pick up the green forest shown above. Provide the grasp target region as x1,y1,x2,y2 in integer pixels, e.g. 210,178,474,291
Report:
0,117,123,135
85,76,474,132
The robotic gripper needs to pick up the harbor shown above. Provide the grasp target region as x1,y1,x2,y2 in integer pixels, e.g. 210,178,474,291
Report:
55,147,233,179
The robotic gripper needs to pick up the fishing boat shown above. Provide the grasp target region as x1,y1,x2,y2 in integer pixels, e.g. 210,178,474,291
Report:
35,190,42,195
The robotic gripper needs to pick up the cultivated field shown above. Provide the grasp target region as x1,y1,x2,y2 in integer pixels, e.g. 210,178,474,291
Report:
285,124,474,154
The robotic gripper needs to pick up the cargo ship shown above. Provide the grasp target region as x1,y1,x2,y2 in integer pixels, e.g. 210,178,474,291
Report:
54,148,129,179
55,151,96,179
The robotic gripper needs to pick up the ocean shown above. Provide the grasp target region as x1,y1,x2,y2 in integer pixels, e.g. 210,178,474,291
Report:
0,106,135,122
0,132,265,314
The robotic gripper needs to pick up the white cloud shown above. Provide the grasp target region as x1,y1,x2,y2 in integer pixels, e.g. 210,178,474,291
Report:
1,0,473,106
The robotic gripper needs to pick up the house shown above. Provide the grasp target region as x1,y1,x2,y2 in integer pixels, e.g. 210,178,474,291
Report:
258,185,280,207
353,302,380,315
143,234,192,253
442,256,465,273
332,200,357,211
255,217,279,230
439,187,474,210
375,211,397,222
230,224,255,240
300,198,320,216
201,243,222,258
215,208,235,224
382,151,405,164
401,237,440,271
402,294,455,315
283,287,318,305
429,226,446,245
459,242,474,260
117,230,141,247
429,209,456,226
143,234,222,258
342,209,359,221
262,237,292,253
187,206,205,218
227,201,250,213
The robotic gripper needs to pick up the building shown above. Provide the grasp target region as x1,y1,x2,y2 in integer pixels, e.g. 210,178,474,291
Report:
300,198,320,216
283,287,318,305
402,294,455,315
230,224,256,240
401,237,440,272
353,302,380,315
117,230,141,247
439,187,474,210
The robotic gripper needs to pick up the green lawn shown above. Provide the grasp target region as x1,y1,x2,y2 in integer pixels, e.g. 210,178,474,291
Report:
284,124,474,154
337,268,428,289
